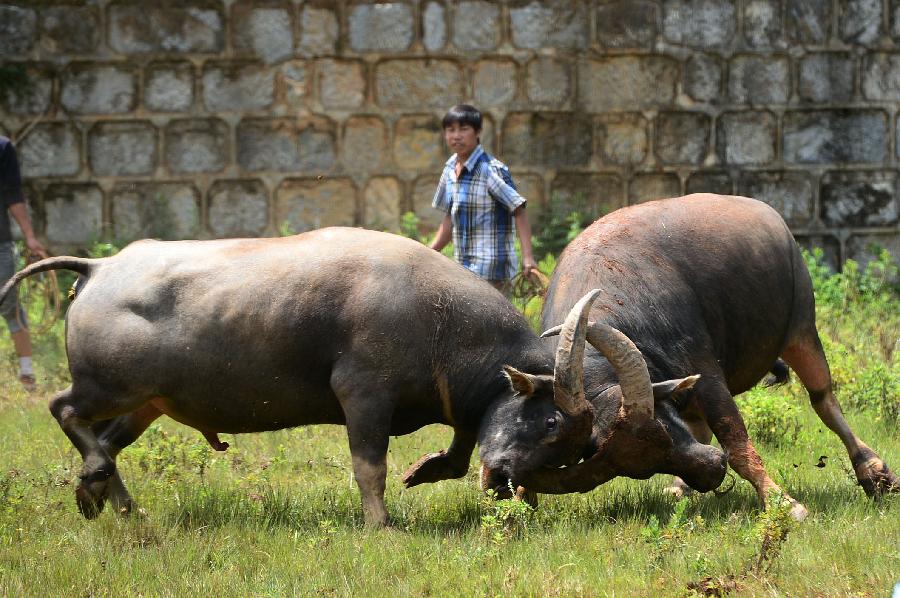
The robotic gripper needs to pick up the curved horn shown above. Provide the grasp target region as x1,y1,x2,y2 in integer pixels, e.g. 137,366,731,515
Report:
543,321,654,423
583,323,653,422
552,289,601,416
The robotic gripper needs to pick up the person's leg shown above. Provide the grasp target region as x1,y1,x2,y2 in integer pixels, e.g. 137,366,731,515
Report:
0,242,34,389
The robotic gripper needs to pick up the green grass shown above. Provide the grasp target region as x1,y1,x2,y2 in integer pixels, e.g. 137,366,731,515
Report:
0,247,897,596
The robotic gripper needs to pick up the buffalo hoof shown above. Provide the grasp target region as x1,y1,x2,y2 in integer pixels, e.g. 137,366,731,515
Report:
401,450,450,488
855,457,900,497
788,500,808,522
75,485,105,519
663,477,695,500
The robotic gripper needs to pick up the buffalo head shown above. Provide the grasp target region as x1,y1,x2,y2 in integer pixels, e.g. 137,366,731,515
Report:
480,318,728,496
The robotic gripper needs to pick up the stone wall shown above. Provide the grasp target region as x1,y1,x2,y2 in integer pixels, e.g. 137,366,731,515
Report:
1,0,899,266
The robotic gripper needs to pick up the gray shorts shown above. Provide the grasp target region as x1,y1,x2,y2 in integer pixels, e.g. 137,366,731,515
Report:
0,242,27,333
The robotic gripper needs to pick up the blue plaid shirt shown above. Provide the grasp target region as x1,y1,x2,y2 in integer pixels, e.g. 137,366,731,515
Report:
432,145,526,281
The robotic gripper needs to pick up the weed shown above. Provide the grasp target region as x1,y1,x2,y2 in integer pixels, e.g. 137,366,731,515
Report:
479,486,534,549
736,388,802,446
640,499,705,560
749,491,796,574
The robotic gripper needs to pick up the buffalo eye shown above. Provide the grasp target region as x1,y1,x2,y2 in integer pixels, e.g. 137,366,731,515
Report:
545,416,558,431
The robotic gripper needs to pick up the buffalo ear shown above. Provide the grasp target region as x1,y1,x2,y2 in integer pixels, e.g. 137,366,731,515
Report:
502,365,537,397
652,374,701,402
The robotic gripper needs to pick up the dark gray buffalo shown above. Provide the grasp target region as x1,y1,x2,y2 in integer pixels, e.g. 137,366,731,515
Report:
0,228,704,527
478,194,898,519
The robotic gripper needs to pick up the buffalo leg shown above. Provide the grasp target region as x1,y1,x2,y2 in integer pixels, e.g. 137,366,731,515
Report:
402,430,476,488
782,336,899,496
699,377,808,520
344,411,391,527
665,414,714,499
90,403,163,514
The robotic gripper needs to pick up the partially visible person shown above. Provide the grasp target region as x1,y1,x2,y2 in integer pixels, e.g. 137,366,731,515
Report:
430,104,537,297
0,135,47,391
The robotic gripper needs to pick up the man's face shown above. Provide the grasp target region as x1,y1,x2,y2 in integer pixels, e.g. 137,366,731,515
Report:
444,122,480,159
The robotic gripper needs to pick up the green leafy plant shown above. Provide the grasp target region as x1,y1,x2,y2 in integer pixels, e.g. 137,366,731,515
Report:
736,388,803,446
479,486,534,549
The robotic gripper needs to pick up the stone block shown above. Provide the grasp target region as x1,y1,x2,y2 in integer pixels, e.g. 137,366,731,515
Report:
61,63,138,114
1,64,53,115
743,0,784,48
716,111,776,165
786,0,830,44
509,0,589,50
503,112,593,168
18,123,81,178
655,111,710,165
846,234,900,269
514,172,545,206
799,53,855,103
595,113,648,166
728,55,790,104
525,57,571,106
412,173,446,229
202,62,275,112
208,179,269,237
237,117,335,173
550,173,625,222
38,6,100,53
783,110,888,164
43,183,103,245
862,52,900,100
578,57,678,111
108,3,224,54
893,0,900,41
111,182,201,241
423,1,447,51
165,118,229,174
394,115,444,171
145,62,195,112
341,116,388,174
453,1,500,50
737,171,813,226
686,171,733,195
839,0,882,45
629,173,681,204
317,59,366,109
298,5,339,56
349,2,414,52
275,177,357,232
684,54,723,103
596,1,658,49
473,59,518,107
364,176,402,232
662,0,736,49
232,3,294,65
375,60,462,108
820,171,897,227
89,121,158,177
0,6,36,54
279,61,308,108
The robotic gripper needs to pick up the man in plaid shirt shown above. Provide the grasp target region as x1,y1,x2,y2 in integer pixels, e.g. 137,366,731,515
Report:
430,104,537,296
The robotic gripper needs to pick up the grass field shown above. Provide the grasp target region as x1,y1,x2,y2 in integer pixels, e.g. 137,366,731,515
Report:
0,247,897,596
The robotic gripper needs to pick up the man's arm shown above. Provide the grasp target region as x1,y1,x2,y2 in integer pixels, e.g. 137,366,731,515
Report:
513,206,537,277
430,213,453,252
9,203,46,258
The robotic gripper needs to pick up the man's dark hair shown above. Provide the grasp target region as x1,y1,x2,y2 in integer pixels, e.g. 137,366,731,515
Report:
442,104,482,130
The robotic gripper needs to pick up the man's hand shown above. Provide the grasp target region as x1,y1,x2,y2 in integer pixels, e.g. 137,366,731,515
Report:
521,257,539,280
25,235,47,259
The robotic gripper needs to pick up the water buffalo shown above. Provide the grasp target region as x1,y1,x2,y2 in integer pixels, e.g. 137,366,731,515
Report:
479,193,898,519
0,228,701,527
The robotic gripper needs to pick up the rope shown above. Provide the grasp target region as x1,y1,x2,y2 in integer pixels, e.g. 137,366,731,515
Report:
14,250,62,336
511,269,549,303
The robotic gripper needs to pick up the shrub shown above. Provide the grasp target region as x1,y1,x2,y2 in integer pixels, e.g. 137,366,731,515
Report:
735,387,802,447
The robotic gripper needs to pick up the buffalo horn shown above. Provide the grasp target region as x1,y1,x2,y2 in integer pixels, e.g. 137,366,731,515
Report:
542,321,653,423
552,289,601,416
